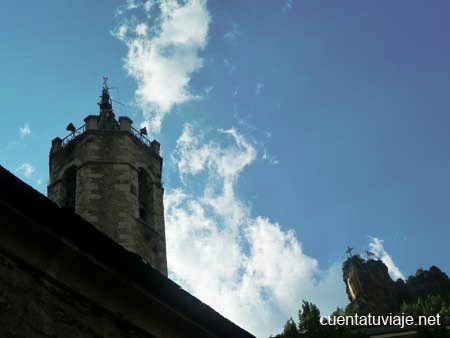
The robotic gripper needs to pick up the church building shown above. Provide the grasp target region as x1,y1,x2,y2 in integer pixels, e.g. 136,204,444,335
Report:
0,82,255,338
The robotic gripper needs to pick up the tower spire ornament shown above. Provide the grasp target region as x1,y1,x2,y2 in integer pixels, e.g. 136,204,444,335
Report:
98,76,117,129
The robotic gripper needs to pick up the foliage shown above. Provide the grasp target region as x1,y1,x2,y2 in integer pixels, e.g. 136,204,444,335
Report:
270,300,367,338
297,301,323,336
416,326,450,338
401,293,450,317
400,293,450,338
274,318,299,338
343,303,360,316
331,307,345,318
271,264,450,338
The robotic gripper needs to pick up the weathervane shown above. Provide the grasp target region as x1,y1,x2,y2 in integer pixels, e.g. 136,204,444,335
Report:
103,76,109,89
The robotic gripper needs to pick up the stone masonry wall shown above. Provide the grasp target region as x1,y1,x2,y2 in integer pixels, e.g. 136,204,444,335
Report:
48,130,167,275
0,204,217,338
0,252,154,338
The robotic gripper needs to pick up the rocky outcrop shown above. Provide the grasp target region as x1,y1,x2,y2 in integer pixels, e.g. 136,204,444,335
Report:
342,256,450,315
343,255,400,314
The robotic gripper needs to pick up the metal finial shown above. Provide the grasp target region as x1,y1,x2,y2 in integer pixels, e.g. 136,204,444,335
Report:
98,77,113,118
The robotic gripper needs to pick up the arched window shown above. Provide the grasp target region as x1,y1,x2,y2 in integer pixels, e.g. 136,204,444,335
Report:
63,166,77,210
138,169,151,224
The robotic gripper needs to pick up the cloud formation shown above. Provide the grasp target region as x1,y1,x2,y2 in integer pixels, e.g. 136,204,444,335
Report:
15,163,35,178
369,236,405,280
262,148,279,165
255,82,264,96
114,2,349,336
114,0,210,132
19,124,31,137
223,57,236,74
166,124,347,337
282,0,294,13
224,22,240,42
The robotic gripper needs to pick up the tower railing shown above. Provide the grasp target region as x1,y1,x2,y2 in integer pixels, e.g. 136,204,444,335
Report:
61,124,86,147
60,124,152,149
131,126,152,147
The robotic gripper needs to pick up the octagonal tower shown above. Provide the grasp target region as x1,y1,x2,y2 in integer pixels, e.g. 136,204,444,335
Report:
47,81,167,275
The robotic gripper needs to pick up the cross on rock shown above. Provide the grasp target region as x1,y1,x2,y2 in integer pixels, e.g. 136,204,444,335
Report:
346,246,353,257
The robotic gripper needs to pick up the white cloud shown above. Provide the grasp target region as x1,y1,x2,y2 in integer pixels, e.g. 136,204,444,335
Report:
224,57,236,74
255,82,264,96
125,0,140,10
282,0,294,13
19,124,31,137
143,0,156,12
368,236,405,280
135,22,148,36
115,24,128,40
166,124,347,337
15,163,35,178
224,22,240,42
114,0,210,132
114,2,346,336
115,0,149,16
262,148,279,165
203,85,214,96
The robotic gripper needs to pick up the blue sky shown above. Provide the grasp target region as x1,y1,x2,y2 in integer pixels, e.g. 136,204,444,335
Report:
2,1,450,336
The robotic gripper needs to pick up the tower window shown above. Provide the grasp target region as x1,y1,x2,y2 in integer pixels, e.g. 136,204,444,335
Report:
64,166,77,210
138,169,151,224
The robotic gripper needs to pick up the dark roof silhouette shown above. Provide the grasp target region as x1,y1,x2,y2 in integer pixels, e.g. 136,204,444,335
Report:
0,165,255,338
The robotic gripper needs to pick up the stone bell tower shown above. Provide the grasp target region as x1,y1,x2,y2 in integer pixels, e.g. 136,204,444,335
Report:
47,80,167,275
